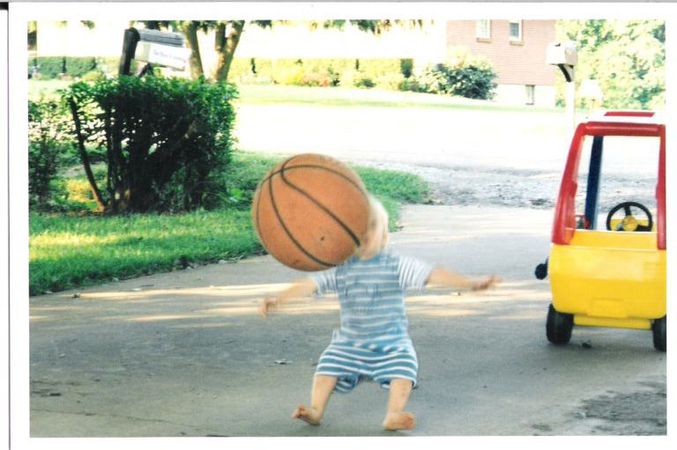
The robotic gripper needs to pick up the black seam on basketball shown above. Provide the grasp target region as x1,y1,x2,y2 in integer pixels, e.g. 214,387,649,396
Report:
261,164,366,194
268,168,335,269
279,163,362,247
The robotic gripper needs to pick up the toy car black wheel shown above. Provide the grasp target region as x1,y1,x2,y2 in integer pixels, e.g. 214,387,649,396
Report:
652,316,666,352
534,259,548,280
546,304,573,345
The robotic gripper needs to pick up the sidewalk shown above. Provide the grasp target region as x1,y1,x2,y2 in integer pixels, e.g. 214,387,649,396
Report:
29,205,666,437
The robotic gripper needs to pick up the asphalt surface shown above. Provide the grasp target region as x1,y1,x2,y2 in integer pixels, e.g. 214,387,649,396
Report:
29,205,667,437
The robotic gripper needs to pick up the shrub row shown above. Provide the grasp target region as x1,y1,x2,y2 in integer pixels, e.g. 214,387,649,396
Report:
228,57,496,99
228,57,413,90
29,56,120,80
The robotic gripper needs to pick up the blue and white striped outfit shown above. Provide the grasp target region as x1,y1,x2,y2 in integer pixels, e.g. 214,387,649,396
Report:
311,251,433,393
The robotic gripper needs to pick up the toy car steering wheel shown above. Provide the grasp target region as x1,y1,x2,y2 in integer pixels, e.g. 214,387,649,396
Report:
605,201,653,232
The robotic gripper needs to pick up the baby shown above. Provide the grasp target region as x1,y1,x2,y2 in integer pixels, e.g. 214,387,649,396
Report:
260,195,499,431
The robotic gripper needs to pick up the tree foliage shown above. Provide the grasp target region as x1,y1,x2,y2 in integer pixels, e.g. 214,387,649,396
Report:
137,20,419,82
557,20,665,109
136,20,273,81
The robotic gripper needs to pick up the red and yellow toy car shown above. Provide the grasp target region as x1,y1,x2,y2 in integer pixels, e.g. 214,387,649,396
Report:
537,111,666,351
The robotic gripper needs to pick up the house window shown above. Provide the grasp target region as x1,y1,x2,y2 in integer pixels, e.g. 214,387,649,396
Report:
476,20,491,40
525,85,535,105
509,20,522,42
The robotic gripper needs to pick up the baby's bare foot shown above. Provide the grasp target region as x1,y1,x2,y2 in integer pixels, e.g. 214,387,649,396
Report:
383,412,415,431
292,405,321,425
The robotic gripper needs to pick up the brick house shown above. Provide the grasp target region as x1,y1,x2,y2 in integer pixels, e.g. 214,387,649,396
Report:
447,20,558,106
31,20,559,106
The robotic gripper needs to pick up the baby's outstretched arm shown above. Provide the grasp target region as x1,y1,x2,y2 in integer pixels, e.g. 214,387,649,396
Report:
426,268,500,291
260,278,317,318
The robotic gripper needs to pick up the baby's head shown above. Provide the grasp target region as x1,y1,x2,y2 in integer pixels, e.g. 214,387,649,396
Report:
355,195,389,260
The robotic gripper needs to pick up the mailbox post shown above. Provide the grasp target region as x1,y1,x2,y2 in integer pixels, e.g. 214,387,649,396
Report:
118,27,190,76
547,41,577,132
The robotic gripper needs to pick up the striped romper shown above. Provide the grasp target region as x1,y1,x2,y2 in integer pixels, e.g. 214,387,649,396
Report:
311,251,433,393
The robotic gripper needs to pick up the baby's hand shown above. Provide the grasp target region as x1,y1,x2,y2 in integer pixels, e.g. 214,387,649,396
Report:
471,275,501,291
259,296,280,318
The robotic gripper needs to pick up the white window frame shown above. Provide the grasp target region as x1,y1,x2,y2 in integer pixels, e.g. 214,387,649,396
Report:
509,20,523,42
476,20,491,40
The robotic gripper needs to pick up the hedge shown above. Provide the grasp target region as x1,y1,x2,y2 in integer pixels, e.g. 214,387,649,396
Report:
28,56,120,79
228,57,412,89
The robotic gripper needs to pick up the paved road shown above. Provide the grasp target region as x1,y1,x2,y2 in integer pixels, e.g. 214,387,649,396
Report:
235,103,572,171
235,103,659,174
30,206,666,437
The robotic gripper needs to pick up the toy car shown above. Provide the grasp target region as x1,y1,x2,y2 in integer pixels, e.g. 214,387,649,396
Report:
536,111,666,351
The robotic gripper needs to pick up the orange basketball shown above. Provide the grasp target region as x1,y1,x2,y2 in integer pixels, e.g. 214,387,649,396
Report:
252,153,370,271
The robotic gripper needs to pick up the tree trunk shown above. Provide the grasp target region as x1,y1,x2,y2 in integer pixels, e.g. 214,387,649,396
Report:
67,98,106,211
214,20,245,82
182,21,204,79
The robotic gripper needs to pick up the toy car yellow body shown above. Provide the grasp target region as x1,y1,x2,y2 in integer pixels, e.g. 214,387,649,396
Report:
540,111,666,351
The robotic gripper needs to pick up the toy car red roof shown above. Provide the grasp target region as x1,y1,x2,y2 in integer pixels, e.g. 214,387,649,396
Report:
580,110,664,137
586,110,664,126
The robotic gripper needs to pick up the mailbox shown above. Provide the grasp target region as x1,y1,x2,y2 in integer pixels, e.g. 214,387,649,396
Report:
546,41,577,82
546,41,578,67
119,27,190,76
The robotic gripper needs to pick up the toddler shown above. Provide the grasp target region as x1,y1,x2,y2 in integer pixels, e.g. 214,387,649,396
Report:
260,195,498,430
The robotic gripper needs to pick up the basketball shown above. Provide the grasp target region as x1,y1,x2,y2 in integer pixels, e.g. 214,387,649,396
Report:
252,153,370,271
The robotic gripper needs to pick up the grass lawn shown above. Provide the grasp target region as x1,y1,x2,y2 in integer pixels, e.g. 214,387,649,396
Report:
236,84,561,113
29,79,561,114
29,151,431,296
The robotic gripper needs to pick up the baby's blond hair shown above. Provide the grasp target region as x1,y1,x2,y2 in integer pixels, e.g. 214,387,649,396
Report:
355,195,389,258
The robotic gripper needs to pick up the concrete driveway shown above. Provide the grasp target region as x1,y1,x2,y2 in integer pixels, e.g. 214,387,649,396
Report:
29,205,666,437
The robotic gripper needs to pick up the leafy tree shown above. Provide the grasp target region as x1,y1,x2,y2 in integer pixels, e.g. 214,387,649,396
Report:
137,20,421,82
557,20,665,109
136,20,272,81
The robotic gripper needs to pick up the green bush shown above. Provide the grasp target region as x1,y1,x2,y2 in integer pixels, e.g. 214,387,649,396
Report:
269,59,347,87
29,57,64,79
65,75,238,213
29,57,98,79
66,57,97,77
412,63,497,100
28,99,76,209
397,78,422,93
400,58,414,78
